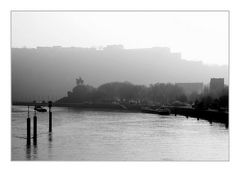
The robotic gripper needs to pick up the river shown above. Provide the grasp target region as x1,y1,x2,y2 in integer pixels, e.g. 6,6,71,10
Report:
11,106,229,161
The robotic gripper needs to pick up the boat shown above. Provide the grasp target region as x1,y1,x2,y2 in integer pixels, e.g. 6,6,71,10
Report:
34,105,47,112
141,106,170,115
156,107,171,115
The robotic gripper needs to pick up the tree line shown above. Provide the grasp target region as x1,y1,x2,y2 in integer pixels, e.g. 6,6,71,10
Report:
56,77,228,110
56,77,187,105
193,86,228,110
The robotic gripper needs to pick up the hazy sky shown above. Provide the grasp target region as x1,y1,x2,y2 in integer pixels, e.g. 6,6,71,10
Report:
11,11,228,65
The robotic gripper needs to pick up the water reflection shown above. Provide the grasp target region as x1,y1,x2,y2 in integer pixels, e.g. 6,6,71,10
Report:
25,145,38,160
32,145,38,160
48,133,53,142
25,145,31,160
48,133,53,159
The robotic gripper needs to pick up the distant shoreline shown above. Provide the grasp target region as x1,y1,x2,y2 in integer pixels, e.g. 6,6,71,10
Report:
12,102,142,112
12,102,228,126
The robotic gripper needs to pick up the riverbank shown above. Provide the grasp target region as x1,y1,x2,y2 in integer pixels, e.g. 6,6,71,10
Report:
167,106,228,127
12,102,228,126
12,101,142,112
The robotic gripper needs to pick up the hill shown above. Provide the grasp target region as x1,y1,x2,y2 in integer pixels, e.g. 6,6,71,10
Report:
11,46,228,101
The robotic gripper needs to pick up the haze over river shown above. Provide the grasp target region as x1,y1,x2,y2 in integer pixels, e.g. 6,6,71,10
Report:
11,106,228,161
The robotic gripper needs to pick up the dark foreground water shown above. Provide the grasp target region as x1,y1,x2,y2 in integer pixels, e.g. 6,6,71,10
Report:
11,106,228,161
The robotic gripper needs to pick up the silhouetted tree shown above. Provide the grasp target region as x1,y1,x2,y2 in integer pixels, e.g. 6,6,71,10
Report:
176,94,188,102
189,92,199,103
148,83,184,104
193,85,229,110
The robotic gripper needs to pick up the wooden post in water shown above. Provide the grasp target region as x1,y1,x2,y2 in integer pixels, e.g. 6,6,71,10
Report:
209,118,212,124
225,121,229,129
48,101,52,133
33,110,37,145
27,106,31,146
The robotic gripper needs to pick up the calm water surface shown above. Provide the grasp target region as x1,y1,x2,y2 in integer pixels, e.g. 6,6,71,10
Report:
11,106,228,161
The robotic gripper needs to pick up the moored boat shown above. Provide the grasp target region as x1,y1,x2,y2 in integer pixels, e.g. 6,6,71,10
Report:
141,106,170,115
34,105,47,112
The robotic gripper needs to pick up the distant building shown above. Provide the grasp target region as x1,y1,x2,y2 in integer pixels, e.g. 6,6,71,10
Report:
210,78,224,95
176,83,203,96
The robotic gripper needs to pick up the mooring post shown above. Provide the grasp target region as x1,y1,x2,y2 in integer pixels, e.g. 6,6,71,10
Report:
27,106,31,146
225,121,229,129
209,118,212,124
49,111,52,132
33,110,37,145
48,101,52,133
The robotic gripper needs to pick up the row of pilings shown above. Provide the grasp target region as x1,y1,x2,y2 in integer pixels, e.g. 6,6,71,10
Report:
26,101,53,146
169,107,229,128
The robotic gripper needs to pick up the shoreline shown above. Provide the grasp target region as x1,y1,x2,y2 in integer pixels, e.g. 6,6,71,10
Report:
12,102,228,126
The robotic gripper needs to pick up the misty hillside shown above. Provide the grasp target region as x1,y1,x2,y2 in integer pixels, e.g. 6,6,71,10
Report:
11,46,228,102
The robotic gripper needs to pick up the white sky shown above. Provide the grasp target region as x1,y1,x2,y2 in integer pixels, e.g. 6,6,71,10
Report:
11,11,228,65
